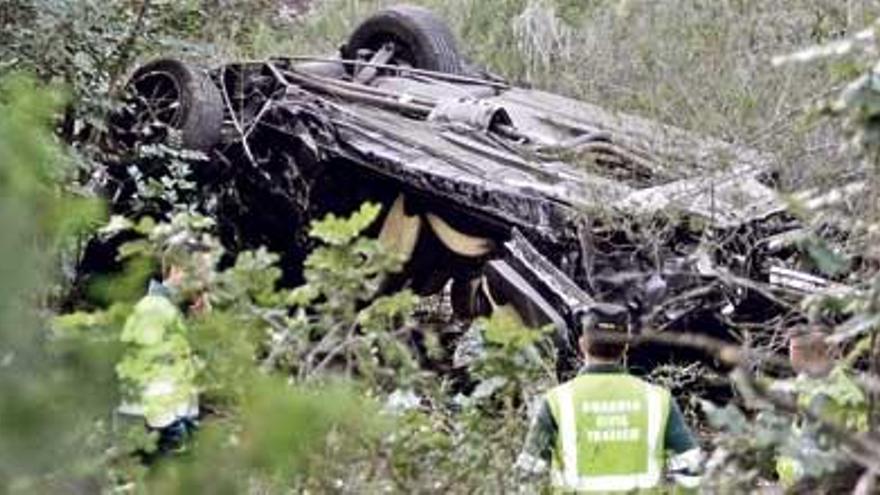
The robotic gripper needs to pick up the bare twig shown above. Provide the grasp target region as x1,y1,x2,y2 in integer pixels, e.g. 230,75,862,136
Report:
252,304,298,373
109,0,151,93
219,66,263,174
731,367,880,472
308,325,416,379
591,329,789,370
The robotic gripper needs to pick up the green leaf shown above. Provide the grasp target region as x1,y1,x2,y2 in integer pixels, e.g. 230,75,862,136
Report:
480,312,542,349
134,216,157,235
801,236,848,276
240,378,387,476
99,215,135,236
358,291,418,333
309,202,381,245
117,239,152,260
288,285,319,307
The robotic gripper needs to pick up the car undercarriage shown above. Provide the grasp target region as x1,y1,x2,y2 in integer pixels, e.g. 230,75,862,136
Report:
99,4,856,375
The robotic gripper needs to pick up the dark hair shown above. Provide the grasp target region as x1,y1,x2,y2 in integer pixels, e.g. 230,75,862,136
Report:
580,329,627,360
578,303,630,359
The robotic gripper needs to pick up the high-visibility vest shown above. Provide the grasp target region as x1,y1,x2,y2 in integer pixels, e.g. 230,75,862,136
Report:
117,294,199,428
545,373,671,492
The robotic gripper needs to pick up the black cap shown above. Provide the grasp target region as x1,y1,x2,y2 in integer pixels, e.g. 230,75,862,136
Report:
582,302,630,332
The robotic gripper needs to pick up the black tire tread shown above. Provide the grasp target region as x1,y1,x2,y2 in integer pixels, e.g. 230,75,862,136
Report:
129,59,223,152
346,5,463,74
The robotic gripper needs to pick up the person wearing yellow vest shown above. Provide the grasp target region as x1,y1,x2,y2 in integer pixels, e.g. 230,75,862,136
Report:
517,304,702,492
775,326,867,488
116,252,212,458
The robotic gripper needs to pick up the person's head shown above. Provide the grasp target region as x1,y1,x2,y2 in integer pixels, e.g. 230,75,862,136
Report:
578,303,630,363
162,262,186,290
789,326,834,378
161,242,217,311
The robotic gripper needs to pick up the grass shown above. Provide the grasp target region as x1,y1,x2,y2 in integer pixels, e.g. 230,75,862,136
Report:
245,0,879,193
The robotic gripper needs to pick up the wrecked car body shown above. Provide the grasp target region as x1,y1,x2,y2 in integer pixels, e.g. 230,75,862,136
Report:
104,5,834,372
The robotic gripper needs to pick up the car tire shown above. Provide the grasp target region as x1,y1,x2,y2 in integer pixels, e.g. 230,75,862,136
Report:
344,5,463,74
112,59,223,153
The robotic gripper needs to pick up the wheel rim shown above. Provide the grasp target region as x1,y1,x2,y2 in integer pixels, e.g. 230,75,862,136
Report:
363,35,417,69
117,70,185,146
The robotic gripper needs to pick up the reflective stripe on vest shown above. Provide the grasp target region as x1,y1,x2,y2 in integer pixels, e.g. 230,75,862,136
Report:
546,374,671,492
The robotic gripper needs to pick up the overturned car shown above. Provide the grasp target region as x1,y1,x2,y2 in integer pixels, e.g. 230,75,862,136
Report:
103,5,837,372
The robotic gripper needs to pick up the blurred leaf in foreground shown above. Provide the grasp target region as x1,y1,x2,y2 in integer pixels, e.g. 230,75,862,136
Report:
0,74,111,491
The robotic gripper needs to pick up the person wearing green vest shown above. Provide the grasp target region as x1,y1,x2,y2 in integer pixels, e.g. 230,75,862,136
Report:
517,304,702,492
116,251,213,457
774,326,867,488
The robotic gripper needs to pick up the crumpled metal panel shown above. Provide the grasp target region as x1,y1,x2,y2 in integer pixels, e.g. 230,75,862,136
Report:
318,99,601,244
427,97,512,131
618,168,784,228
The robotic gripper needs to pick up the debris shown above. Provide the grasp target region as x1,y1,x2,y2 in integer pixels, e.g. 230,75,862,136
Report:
104,4,854,373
